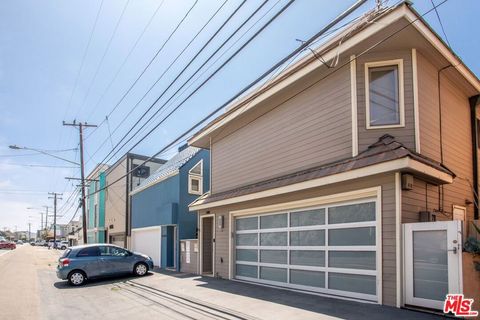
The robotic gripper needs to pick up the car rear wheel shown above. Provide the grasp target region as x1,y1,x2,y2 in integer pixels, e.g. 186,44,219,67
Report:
133,263,148,276
68,271,86,286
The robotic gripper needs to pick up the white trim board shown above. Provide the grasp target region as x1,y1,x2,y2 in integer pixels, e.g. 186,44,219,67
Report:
411,48,420,153
395,172,402,307
190,157,453,210
131,226,162,232
350,55,358,157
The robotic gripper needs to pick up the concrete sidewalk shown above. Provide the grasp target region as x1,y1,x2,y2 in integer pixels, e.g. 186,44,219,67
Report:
126,269,445,320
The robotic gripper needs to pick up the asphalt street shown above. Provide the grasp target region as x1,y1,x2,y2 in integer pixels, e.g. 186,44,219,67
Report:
0,245,444,320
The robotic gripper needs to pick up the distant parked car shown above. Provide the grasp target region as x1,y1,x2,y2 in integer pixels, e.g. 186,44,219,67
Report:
58,241,68,250
30,241,36,246
34,240,46,247
56,244,154,286
48,240,63,249
0,240,16,250
16,240,24,245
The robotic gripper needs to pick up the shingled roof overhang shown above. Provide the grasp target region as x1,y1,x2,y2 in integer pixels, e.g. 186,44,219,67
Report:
189,135,454,211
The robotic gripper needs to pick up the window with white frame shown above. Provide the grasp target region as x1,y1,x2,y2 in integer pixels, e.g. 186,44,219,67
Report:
365,59,404,128
188,160,203,195
234,199,380,301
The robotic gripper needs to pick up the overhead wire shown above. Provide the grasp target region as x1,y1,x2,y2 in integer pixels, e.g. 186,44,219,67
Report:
86,0,235,166
84,0,167,136
63,0,105,121
75,0,132,119
83,0,199,149
94,0,275,167
430,0,451,47
86,0,449,198
135,0,370,143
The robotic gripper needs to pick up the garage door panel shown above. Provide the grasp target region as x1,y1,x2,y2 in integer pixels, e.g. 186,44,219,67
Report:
260,232,287,246
290,209,325,227
290,269,325,288
290,250,325,267
328,202,376,224
260,266,287,283
260,213,287,229
131,228,161,267
328,227,376,246
260,250,287,264
233,198,379,302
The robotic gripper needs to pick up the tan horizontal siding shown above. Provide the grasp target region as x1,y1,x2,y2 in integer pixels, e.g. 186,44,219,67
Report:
414,50,474,222
105,158,128,235
211,65,352,193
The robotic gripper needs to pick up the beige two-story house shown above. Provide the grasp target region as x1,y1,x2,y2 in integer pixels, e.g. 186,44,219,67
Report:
104,153,165,248
189,3,480,310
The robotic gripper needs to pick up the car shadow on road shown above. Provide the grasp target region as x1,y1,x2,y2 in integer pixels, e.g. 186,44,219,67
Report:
53,272,153,289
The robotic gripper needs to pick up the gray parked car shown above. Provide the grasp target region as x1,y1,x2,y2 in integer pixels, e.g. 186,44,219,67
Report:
56,244,154,286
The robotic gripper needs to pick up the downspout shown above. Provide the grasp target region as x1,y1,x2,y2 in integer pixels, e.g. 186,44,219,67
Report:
470,95,480,219
437,65,452,213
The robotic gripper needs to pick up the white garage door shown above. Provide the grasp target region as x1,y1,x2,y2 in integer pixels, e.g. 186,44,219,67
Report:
234,199,380,302
131,227,161,267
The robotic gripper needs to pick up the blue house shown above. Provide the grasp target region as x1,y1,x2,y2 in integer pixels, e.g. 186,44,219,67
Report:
130,146,209,270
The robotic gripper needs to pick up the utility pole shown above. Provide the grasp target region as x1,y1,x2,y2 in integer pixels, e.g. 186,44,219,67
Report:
63,120,97,244
39,212,44,232
28,223,31,241
48,192,62,247
43,206,50,239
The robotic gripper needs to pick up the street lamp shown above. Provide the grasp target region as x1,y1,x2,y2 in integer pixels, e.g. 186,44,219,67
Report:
9,145,80,166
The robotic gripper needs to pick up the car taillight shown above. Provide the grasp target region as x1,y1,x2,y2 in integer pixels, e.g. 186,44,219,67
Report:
60,258,70,267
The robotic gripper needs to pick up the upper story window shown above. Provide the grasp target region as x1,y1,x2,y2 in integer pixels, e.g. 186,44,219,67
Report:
188,160,203,195
365,59,404,129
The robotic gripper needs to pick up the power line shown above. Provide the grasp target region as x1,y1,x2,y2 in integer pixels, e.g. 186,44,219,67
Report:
101,0,295,165
430,0,451,47
84,0,167,134
85,0,297,196
63,0,105,120
76,0,132,119
84,0,199,148
92,0,274,167
88,0,234,165
52,1,104,195
0,164,78,169
87,0,448,199
89,0,252,167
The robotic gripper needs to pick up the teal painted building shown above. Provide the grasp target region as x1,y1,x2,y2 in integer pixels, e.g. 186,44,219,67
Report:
86,164,108,244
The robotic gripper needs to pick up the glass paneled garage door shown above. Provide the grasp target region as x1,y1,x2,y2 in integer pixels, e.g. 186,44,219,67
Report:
234,199,380,302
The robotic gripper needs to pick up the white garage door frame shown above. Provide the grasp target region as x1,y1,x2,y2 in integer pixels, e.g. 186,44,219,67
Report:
131,226,162,267
228,187,382,303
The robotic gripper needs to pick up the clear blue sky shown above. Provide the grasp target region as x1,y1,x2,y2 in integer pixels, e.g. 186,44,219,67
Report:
0,0,478,233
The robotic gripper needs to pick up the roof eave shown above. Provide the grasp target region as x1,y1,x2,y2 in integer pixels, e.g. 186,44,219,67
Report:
189,156,453,211
189,3,480,148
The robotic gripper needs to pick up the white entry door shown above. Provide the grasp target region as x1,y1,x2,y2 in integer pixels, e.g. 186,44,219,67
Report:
404,221,463,310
